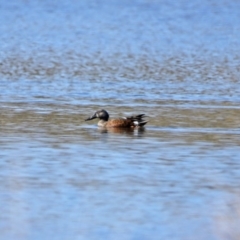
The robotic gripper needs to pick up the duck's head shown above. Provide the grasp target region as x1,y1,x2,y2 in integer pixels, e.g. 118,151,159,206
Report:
85,109,109,121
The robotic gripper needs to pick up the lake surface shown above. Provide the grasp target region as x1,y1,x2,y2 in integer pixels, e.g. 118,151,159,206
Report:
0,0,240,239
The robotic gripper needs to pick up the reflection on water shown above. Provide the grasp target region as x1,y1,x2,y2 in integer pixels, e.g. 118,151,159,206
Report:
97,126,146,135
1,0,240,239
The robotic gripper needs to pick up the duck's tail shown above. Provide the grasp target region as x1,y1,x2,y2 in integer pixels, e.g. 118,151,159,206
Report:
127,114,148,127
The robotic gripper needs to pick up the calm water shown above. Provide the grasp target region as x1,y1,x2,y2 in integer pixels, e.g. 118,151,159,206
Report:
0,0,240,239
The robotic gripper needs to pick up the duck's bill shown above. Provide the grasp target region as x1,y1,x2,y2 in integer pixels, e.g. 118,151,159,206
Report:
85,117,92,121
85,114,97,121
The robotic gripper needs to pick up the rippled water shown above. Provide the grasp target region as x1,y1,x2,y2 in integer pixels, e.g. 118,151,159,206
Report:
1,0,240,239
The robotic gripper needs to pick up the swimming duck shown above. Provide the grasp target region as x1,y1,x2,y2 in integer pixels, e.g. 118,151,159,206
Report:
85,109,148,128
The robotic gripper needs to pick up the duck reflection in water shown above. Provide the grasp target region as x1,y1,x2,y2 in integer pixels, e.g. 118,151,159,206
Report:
98,126,146,136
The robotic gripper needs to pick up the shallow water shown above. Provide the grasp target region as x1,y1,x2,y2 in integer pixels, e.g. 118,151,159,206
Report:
1,0,240,240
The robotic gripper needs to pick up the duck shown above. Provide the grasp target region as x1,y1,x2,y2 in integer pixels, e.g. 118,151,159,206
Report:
85,109,148,128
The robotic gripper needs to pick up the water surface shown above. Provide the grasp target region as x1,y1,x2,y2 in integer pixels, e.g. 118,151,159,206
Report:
0,0,240,239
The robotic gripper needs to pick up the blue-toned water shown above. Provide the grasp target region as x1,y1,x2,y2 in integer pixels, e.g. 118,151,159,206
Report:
0,0,240,239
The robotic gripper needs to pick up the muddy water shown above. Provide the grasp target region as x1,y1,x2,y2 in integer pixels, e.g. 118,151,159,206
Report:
1,0,240,240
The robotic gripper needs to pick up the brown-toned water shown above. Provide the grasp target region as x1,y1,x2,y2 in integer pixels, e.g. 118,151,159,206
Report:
1,0,240,239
